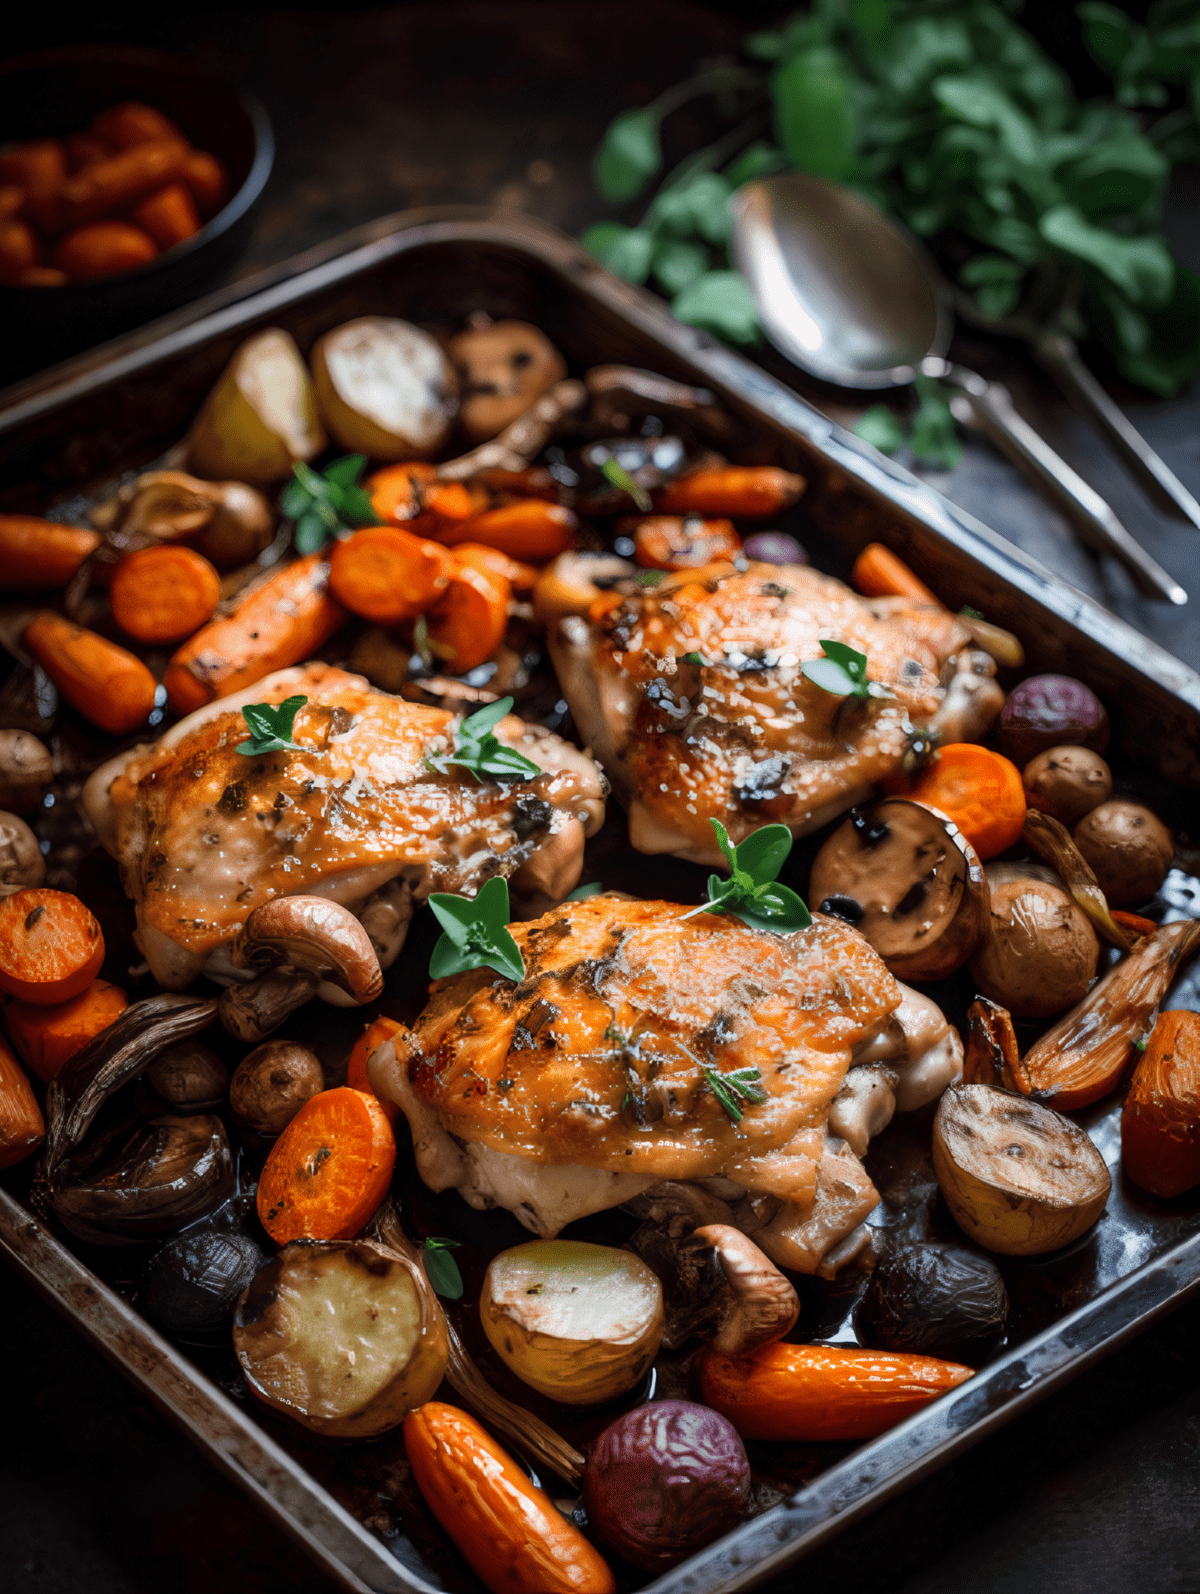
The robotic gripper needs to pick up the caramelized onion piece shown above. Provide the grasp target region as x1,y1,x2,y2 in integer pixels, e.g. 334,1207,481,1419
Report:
1021,810,1130,952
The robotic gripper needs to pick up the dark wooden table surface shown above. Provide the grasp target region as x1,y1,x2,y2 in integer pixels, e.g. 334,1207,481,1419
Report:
3,8,1199,1594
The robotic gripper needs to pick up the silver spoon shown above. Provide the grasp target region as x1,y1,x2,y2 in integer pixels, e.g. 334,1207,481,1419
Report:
729,172,1186,606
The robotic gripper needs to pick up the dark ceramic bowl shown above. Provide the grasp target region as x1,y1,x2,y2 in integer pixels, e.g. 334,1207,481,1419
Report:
0,45,273,381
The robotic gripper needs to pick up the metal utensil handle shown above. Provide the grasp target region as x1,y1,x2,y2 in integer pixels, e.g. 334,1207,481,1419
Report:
944,367,1187,605
1035,330,1200,532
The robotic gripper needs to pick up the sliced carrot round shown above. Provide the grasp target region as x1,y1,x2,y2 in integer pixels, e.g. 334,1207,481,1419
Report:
256,1086,396,1245
367,461,437,525
109,544,221,645
425,561,509,673
328,526,453,624
908,743,1026,860
633,515,741,571
0,889,106,1006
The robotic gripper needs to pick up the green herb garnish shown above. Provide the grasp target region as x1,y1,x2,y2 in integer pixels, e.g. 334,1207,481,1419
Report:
566,881,604,901
801,640,891,701
959,605,985,620
423,1237,463,1300
429,875,526,983
702,1064,768,1123
237,695,307,756
681,650,710,666
600,456,653,511
280,455,380,553
636,568,666,587
427,696,542,784
686,817,812,933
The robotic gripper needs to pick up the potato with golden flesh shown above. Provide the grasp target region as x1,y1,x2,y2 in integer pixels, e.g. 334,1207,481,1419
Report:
187,329,327,484
312,317,457,460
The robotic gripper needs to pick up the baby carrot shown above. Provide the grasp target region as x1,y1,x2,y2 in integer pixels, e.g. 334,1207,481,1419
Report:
0,220,39,283
0,140,66,232
449,541,538,593
654,466,806,519
130,182,201,249
183,150,228,217
108,544,221,645
91,102,185,150
907,743,1027,860
0,1035,44,1170
163,553,347,715
54,221,158,281
65,132,112,172
344,1016,403,1125
0,515,100,590
328,526,453,624
404,1403,616,1594
425,560,509,673
4,978,128,1083
0,888,105,1007
695,1341,973,1443
23,611,157,735
633,515,741,571
60,139,190,224
852,542,941,606
256,1086,396,1245
439,499,576,561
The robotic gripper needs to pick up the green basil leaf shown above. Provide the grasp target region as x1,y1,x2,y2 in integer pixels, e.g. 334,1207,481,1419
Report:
237,695,307,756
735,881,813,932
337,484,381,526
1039,204,1175,306
428,877,526,983
671,271,761,347
732,822,793,886
933,75,1041,167
581,222,656,286
594,108,662,202
422,1238,463,1300
725,141,789,187
653,238,710,296
279,478,311,520
816,639,868,681
323,454,367,490
854,404,907,455
910,372,963,469
709,818,738,874
294,510,332,553
460,696,513,739
772,46,858,181
801,656,861,696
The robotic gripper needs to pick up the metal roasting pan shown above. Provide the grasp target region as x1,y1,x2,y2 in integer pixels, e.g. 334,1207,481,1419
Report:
2,208,1200,1594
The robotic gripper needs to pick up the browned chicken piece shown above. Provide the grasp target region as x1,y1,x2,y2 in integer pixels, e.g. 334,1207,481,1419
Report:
369,893,961,1274
551,560,1003,865
82,663,606,997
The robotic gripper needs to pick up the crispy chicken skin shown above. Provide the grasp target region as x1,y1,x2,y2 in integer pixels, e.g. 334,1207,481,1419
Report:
82,664,606,991
551,560,1000,864
369,893,948,1272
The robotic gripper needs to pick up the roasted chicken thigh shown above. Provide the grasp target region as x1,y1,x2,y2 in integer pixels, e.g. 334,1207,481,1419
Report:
83,663,606,997
551,560,1003,864
369,893,962,1274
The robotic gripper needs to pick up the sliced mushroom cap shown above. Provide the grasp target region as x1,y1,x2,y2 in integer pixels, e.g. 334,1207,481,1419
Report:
0,730,53,816
234,896,384,1004
810,798,990,981
449,320,567,444
691,1223,799,1357
0,810,46,895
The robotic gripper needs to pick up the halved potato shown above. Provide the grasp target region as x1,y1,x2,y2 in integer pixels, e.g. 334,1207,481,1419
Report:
187,328,327,484
312,317,457,460
233,1239,447,1437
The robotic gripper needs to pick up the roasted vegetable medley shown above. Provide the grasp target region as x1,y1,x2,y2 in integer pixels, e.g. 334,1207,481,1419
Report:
1,306,1197,1593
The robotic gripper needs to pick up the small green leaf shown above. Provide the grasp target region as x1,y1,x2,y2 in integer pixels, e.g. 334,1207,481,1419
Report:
800,656,862,696
600,457,653,511
423,1237,463,1300
428,876,527,984
594,108,663,202
581,222,656,285
323,454,367,490
732,823,793,885
566,882,603,901
681,650,710,665
653,238,710,296
428,696,543,783
1039,204,1175,306
691,817,812,932
910,372,963,470
237,695,308,756
294,510,332,553
855,404,907,455
283,456,381,549
772,46,858,181
671,271,761,347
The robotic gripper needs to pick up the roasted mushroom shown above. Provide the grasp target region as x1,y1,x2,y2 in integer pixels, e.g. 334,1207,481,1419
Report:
448,318,567,443
1073,800,1174,906
145,1040,230,1113
0,811,45,895
968,879,1100,1018
810,798,991,981
228,1040,324,1135
90,471,275,569
1022,745,1112,828
531,549,636,628
0,729,52,815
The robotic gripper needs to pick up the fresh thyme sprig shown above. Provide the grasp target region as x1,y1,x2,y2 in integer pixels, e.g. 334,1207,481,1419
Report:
428,875,526,984
427,697,542,784
237,695,307,756
702,1064,768,1123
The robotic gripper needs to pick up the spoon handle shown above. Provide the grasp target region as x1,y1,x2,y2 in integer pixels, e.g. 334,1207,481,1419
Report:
1033,330,1200,533
944,367,1186,606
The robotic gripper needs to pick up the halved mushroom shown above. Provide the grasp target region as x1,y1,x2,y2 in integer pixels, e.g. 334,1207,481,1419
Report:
0,730,52,816
0,810,46,895
229,1040,324,1135
145,1040,230,1113
968,879,1100,1019
449,319,567,443
227,895,385,1012
690,1224,799,1357
809,798,990,981
90,471,275,569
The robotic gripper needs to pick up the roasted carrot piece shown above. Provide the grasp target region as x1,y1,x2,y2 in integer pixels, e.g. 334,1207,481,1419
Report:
91,102,185,150
0,186,24,220
653,466,806,519
474,465,559,501
632,515,742,571
24,611,157,735
0,515,100,590
256,1086,396,1245
695,1341,972,1443
4,978,128,1083
0,1034,45,1170
0,220,39,283
404,1403,616,1594
439,499,576,561
108,545,221,645
1122,1011,1200,1199
65,132,113,172
16,266,70,287
130,181,201,249
448,541,538,593
907,744,1027,860
852,542,941,606
425,561,510,673
0,139,66,233
163,553,347,715
1111,910,1158,941
183,150,228,217
328,526,453,624
60,139,190,225
0,889,105,1007
54,221,158,281
345,1016,402,1125
368,461,436,525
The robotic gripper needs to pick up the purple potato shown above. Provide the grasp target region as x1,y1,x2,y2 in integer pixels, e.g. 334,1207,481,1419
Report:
582,1399,750,1572
996,675,1109,768
742,531,808,566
